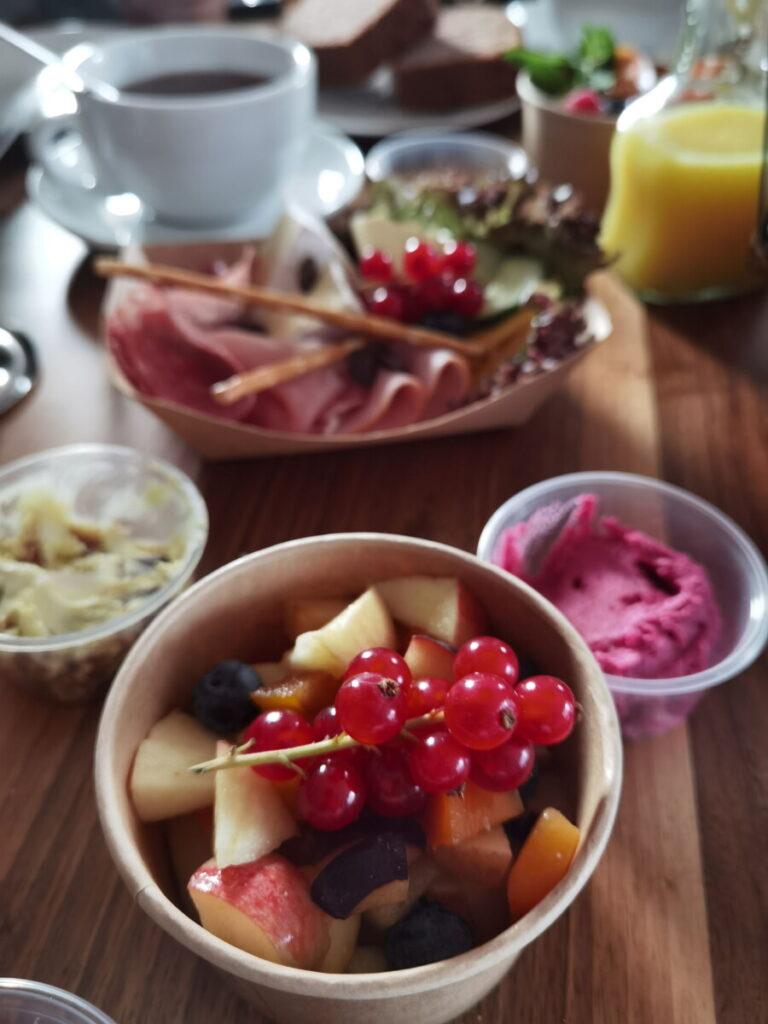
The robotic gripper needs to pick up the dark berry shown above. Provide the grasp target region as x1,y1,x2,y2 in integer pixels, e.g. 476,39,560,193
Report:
503,810,539,855
192,660,262,734
386,900,474,969
419,311,469,336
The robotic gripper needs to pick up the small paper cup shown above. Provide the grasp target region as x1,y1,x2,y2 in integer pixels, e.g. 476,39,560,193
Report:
95,533,621,1024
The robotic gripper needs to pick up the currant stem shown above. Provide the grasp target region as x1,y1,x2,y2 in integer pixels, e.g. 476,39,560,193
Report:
188,709,445,775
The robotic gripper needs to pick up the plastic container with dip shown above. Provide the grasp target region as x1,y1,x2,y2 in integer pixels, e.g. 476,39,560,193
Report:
478,472,768,739
0,979,116,1024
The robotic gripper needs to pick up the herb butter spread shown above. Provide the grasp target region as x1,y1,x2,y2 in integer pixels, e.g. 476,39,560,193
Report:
0,492,184,637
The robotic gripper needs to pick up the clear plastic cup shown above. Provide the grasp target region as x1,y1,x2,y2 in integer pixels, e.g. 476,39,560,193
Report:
0,444,208,701
477,472,768,739
0,979,116,1024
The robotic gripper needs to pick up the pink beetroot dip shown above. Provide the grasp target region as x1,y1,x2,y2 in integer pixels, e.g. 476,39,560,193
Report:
494,494,721,679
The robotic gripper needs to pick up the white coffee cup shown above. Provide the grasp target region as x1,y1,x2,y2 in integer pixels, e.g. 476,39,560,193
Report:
29,28,316,230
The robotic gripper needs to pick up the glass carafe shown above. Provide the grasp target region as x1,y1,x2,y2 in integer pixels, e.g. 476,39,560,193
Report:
600,0,768,303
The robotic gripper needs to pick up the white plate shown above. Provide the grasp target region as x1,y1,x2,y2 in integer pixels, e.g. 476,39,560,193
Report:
26,124,364,248
317,67,520,138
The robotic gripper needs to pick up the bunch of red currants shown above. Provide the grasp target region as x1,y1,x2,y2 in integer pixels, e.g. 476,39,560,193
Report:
359,237,485,324
242,636,577,833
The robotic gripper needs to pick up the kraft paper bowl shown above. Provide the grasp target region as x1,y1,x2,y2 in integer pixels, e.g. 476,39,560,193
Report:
95,533,622,1024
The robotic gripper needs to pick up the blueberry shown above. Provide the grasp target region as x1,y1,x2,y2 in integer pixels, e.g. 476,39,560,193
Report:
192,660,262,735
385,900,473,969
419,311,469,336
503,810,539,855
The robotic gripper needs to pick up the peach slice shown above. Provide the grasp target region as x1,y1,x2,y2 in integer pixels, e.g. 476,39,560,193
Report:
317,914,361,973
506,808,580,921
188,855,331,969
433,824,514,888
251,669,339,719
130,710,217,822
424,781,522,848
375,576,488,648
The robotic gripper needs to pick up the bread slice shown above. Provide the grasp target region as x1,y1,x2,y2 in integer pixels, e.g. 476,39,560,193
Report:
283,0,438,88
392,4,522,111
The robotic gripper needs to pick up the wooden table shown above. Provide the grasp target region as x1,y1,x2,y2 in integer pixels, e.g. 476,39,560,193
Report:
1,155,766,1024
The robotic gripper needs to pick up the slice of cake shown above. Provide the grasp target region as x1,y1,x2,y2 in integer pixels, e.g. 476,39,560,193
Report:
283,0,438,88
392,4,522,111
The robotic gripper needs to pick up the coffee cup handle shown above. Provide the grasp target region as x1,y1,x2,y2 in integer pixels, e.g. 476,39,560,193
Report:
27,111,122,198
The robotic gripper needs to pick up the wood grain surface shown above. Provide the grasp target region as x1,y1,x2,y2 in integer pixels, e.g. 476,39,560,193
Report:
0,167,767,1024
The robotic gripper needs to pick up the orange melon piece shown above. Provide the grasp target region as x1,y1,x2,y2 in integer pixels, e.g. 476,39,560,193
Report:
432,824,513,888
424,781,523,848
251,670,339,719
506,807,580,921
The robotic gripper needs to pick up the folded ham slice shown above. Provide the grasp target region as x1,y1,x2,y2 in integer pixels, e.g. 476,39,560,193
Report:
105,248,472,436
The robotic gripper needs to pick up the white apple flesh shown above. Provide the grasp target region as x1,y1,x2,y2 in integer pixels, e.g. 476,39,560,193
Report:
130,710,217,822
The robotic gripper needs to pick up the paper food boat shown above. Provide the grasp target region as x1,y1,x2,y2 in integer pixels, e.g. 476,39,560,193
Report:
102,213,622,460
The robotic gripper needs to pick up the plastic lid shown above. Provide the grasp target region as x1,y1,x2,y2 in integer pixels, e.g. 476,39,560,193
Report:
0,980,116,1024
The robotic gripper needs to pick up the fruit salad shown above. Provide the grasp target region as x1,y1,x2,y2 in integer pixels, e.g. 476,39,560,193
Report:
130,577,581,973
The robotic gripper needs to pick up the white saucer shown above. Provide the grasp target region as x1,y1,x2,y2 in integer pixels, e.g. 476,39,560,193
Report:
25,124,364,249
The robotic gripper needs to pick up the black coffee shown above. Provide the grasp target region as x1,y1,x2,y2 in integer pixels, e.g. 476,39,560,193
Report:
122,71,269,96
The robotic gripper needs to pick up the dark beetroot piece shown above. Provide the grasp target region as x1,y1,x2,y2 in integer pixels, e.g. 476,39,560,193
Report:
191,660,262,735
386,900,474,969
281,814,426,868
310,831,409,919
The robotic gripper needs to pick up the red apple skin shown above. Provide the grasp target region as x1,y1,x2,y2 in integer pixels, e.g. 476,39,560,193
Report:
188,855,330,969
404,635,456,682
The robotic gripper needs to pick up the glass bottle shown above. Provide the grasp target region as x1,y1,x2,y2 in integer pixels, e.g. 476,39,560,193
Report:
599,0,768,303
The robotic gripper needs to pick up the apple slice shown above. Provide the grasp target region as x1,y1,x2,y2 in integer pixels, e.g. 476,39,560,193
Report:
317,914,361,972
213,742,297,869
166,809,214,906
403,634,456,682
284,597,349,642
347,945,389,973
188,855,331,969
130,710,217,822
375,577,488,647
289,587,396,677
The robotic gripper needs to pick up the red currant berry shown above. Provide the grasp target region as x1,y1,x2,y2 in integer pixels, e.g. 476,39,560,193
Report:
515,676,576,745
366,743,427,817
442,239,477,276
345,648,412,691
564,87,603,115
416,272,455,312
359,247,393,281
404,676,451,718
297,757,367,831
469,734,534,792
403,237,442,282
449,277,484,318
312,705,343,740
408,727,471,793
242,709,314,782
335,671,407,745
454,637,519,688
398,285,428,324
444,672,520,751
365,286,405,321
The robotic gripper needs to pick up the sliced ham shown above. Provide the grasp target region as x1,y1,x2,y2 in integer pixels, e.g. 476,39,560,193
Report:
105,240,472,436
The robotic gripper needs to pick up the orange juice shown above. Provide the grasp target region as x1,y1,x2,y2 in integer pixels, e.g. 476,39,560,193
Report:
600,103,764,301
